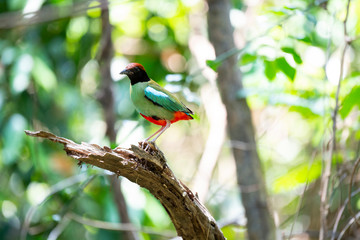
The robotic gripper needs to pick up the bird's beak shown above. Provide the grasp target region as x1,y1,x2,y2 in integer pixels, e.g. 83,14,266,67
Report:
120,69,131,75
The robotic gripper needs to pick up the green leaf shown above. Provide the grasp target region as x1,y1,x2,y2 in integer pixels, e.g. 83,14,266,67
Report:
269,93,324,116
206,59,221,71
281,47,302,64
283,6,298,10
2,114,27,165
276,57,296,81
269,7,293,16
339,86,360,119
349,71,360,78
264,60,277,81
206,48,242,71
222,225,245,240
293,35,312,44
273,161,322,193
289,106,319,118
32,56,57,91
240,53,257,65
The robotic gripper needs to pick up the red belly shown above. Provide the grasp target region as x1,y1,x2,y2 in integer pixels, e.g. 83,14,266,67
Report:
140,112,193,126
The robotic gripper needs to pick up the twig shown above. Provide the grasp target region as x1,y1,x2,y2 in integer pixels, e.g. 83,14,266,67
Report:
288,152,317,239
20,173,92,240
348,157,360,226
0,0,137,29
47,175,97,239
47,216,71,240
331,0,351,154
24,130,225,240
319,0,351,239
319,40,349,240
66,212,176,238
331,186,360,240
337,211,360,240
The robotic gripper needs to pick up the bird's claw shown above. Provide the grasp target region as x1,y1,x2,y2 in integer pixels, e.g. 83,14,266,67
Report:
139,141,149,151
140,141,156,152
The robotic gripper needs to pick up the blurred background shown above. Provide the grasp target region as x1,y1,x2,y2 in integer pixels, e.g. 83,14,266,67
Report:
0,0,359,239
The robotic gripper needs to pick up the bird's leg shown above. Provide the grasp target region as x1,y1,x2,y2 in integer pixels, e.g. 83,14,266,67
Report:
144,125,166,142
150,120,171,143
141,121,171,151
141,125,165,150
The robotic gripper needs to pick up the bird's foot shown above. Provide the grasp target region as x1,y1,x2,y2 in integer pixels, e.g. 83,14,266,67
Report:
114,145,122,151
139,141,156,152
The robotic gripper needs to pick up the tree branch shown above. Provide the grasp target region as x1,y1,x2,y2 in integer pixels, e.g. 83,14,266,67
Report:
319,0,351,238
24,130,225,240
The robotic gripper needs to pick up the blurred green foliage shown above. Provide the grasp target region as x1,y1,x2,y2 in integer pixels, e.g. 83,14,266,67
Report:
0,0,359,239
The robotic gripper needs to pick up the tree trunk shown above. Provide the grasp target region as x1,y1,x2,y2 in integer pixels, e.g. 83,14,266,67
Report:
206,0,276,239
96,4,138,240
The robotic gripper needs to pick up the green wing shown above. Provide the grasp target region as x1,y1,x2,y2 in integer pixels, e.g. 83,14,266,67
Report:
144,82,192,114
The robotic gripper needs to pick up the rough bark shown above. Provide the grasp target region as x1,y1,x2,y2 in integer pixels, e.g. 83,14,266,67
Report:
206,0,276,239
25,130,225,240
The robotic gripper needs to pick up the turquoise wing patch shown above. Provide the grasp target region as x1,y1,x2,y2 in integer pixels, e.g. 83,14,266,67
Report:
144,86,186,113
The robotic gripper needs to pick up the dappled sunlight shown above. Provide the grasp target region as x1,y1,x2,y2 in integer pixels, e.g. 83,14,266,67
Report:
2,200,17,219
161,49,187,72
0,0,359,239
26,182,50,206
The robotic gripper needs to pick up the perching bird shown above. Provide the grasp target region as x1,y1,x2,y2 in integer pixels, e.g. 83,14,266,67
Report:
120,63,194,143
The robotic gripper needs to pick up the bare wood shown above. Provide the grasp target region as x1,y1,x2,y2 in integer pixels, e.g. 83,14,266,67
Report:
206,0,275,239
25,130,225,240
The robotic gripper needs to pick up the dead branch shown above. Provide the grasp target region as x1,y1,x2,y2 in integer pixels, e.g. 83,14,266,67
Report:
24,130,225,240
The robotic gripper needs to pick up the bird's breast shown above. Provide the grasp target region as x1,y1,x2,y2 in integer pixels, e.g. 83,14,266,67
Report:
130,83,175,120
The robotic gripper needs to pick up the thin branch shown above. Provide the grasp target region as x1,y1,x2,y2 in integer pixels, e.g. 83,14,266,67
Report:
20,173,93,240
0,0,136,29
331,186,360,240
66,212,176,238
288,152,317,239
24,130,225,240
331,45,349,155
47,175,97,239
319,0,351,239
337,211,360,240
348,157,360,226
48,216,71,240
343,0,351,38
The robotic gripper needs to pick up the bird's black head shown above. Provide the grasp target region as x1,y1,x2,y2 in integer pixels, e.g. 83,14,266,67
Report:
120,63,150,85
